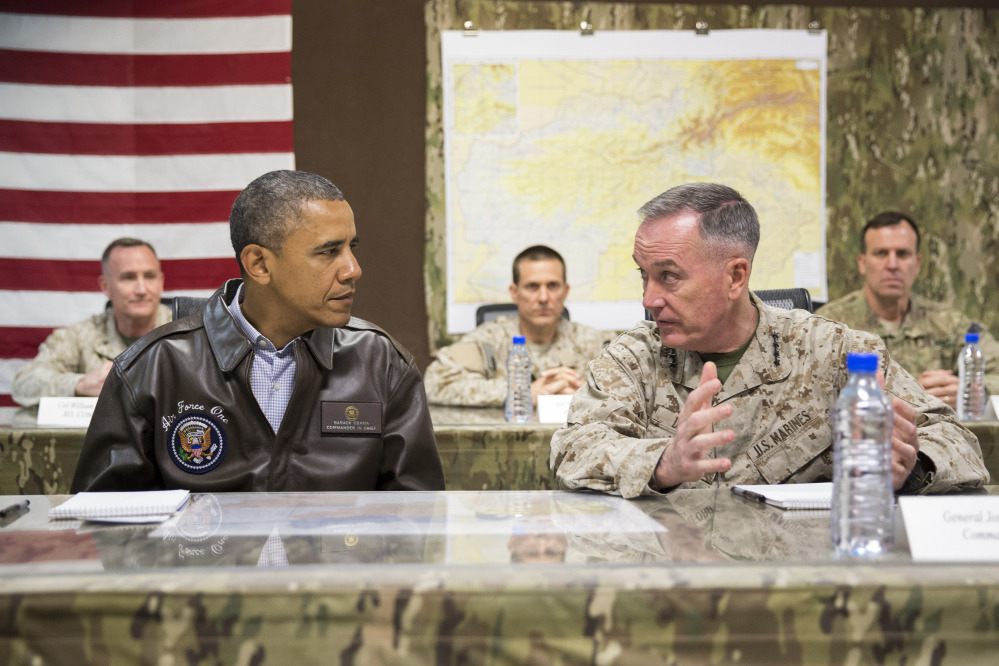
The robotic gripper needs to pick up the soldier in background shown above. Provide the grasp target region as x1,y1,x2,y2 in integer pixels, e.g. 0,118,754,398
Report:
817,211,999,409
424,245,611,407
11,238,172,406
551,183,987,498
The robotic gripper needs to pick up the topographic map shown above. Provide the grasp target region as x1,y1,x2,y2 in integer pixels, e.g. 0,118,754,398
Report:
442,30,827,333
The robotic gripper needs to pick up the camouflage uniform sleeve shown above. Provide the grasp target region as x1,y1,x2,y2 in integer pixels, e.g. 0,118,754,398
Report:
877,335,989,493
10,325,92,407
423,335,506,407
550,335,671,499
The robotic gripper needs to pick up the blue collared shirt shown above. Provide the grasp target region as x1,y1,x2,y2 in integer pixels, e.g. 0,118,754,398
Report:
227,284,297,433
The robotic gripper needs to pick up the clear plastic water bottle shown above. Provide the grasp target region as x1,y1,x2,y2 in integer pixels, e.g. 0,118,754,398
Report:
830,352,894,558
505,335,532,423
957,332,986,421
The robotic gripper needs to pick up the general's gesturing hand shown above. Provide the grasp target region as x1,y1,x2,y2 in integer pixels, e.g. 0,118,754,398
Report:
652,362,734,489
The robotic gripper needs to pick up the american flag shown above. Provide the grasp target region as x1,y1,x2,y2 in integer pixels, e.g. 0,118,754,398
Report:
0,0,294,412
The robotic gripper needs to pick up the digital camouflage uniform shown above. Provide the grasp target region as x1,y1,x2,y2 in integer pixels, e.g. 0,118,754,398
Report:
551,295,988,498
10,304,172,407
424,315,612,406
818,289,999,395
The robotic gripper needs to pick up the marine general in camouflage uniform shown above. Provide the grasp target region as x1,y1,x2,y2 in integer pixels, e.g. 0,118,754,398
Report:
11,238,171,407
551,184,988,498
818,211,999,406
424,245,611,407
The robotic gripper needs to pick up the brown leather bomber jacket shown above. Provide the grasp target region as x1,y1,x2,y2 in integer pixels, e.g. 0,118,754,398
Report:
72,280,445,493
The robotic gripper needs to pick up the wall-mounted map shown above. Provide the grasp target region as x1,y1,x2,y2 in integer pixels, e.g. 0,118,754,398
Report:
442,30,827,333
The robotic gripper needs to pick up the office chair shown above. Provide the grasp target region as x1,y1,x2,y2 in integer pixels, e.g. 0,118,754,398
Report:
475,303,570,327
753,288,814,313
106,296,177,314
643,288,814,320
171,296,209,320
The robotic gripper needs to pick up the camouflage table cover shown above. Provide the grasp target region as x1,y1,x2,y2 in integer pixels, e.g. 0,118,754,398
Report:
431,406,559,490
2,489,999,664
2,407,997,494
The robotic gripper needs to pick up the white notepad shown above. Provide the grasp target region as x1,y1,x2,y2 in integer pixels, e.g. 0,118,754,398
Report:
731,482,832,510
49,490,190,521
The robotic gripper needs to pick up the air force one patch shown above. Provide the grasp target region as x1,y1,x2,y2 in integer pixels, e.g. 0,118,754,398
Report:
168,413,227,474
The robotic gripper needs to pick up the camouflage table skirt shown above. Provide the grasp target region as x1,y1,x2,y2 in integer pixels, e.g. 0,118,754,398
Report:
2,490,999,665
3,419,999,494
6,563,999,664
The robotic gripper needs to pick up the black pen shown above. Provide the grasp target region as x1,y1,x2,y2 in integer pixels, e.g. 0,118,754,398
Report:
0,499,30,518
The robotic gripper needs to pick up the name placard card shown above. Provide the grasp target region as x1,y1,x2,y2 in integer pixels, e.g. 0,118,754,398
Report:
36,397,98,428
899,496,999,562
537,394,573,424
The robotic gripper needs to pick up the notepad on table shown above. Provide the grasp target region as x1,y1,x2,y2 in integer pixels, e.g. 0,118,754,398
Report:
731,482,832,510
49,489,190,522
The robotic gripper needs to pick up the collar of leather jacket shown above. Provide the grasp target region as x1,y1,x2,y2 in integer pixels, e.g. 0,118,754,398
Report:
208,279,338,372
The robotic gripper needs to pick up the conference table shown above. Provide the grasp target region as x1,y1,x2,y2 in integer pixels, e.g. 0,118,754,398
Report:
2,487,998,663
3,406,999,494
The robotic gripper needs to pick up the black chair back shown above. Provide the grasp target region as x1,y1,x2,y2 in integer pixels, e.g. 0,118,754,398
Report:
475,304,570,327
753,288,814,313
172,296,209,320
643,288,814,320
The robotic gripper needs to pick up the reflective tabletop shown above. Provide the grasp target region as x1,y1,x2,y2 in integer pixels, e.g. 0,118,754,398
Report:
4,489,999,664
0,487,969,572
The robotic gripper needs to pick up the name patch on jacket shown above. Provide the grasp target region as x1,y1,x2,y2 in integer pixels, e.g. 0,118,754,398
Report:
168,413,227,474
750,410,819,464
322,402,382,435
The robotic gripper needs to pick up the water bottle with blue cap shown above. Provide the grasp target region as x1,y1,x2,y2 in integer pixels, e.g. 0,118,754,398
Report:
505,335,532,423
830,352,894,558
957,332,986,421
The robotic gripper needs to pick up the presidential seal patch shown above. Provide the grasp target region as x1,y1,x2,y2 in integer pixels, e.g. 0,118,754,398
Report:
168,413,227,474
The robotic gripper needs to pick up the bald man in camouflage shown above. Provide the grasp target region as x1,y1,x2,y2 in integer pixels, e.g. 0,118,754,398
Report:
425,245,611,407
551,183,987,498
817,211,999,410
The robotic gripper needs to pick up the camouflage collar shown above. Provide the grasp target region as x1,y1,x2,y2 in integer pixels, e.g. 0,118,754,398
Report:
665,295,791,398
205,279,337,372
98,301,172,360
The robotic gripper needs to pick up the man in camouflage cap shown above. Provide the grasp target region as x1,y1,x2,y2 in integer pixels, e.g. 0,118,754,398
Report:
551,183,987,498
11,238,172,407
817,211,999,409
424,245,611,407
